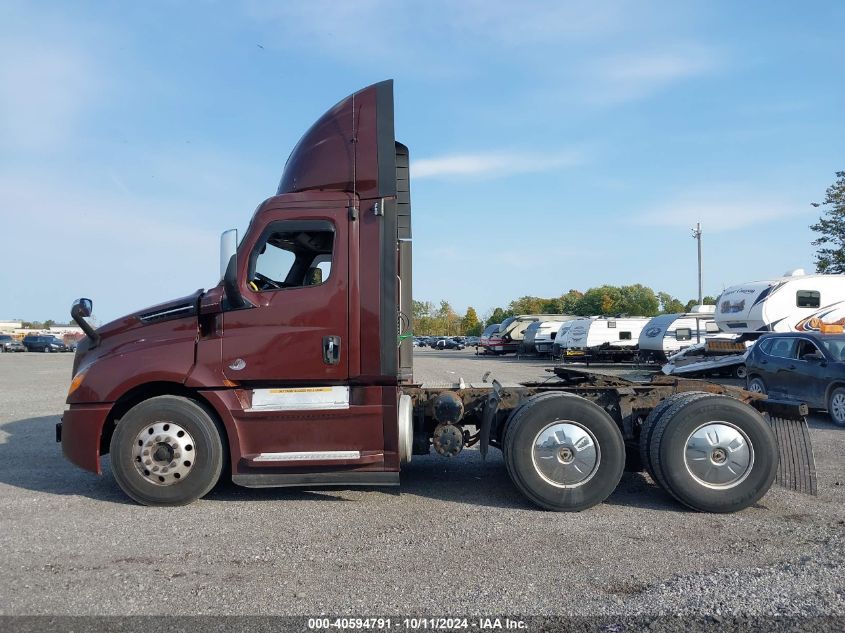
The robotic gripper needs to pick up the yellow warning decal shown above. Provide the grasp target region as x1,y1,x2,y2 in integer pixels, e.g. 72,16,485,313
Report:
267,387,334,394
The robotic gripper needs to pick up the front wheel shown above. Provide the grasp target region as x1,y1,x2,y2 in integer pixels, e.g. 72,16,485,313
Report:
43,346,51,353
110,395,225,506
828,387,845,427
503,393,625,511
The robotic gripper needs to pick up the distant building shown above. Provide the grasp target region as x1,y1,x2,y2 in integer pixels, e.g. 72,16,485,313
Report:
0,321,22,333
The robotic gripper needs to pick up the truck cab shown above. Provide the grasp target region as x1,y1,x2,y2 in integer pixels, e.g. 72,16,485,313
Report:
61,81,415,504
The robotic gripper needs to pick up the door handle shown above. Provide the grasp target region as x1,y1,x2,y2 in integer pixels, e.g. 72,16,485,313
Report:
323,335,341,365
760,360,768,364
788,364,796,370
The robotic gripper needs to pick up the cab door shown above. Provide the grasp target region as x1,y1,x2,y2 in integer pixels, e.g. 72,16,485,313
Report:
222,209,348,383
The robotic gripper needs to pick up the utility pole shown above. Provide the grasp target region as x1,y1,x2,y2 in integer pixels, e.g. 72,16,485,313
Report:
691,222,703,343
691,222,703,305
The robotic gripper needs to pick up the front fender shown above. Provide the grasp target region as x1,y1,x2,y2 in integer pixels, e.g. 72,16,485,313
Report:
68,322,198,405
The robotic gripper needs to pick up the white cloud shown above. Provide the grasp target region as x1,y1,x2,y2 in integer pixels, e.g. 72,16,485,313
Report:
634,190,809,232
412,149,585,179
585,48,719,104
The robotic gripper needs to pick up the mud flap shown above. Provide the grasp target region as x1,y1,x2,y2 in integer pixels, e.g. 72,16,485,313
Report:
479,380,502,460
768,416,818,496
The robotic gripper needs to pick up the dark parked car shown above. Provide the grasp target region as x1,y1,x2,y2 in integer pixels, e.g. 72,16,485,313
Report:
746,332,845,426
0,335,25,352
22,335,69,353
434,337,465,350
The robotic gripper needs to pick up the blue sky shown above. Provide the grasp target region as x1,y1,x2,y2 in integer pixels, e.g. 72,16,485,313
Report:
1,1,843,324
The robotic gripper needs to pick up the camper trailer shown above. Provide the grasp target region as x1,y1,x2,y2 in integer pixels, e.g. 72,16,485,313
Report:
518,321,543,355
559,316,651,363
716,270,845,334
638,306,718,364
477,322,501,355
481,314,574,355
663,271,845,377
665,291,845,378
551,322,575,358
532,319,578,355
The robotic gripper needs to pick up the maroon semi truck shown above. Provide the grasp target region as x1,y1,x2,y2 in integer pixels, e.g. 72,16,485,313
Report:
58,81,816,512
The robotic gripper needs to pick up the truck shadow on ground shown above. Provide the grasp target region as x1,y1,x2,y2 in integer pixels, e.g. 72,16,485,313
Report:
1,415,685,512
0,415,128,504
207,449,685,512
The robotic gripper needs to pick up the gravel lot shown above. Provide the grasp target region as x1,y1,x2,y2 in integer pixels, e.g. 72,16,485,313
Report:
0,350,843,616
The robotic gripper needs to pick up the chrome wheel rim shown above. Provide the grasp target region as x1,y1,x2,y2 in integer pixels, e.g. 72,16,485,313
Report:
132,421,196,486
748,380,764,394
684,422,754,489
531,420,600,488
831,393,845,423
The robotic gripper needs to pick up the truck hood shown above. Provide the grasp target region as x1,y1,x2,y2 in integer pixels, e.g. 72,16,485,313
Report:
73,290,203,376
97,289,204,338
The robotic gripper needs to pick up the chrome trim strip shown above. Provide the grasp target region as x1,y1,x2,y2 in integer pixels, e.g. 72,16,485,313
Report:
252,451,361,462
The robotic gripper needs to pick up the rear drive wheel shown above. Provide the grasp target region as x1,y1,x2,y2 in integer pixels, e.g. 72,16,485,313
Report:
649,395,777,513
110,395,225,506
828,387,845,427
639,392,709,482
747,377,767,394
504,393,625,511
733,364,748,379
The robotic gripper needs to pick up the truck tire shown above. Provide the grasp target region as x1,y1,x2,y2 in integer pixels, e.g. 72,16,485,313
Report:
638,391,709,482
648,395,777,513
109,395,225,506
503,393,625,512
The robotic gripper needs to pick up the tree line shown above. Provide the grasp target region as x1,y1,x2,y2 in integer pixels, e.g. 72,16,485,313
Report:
412,286,717,337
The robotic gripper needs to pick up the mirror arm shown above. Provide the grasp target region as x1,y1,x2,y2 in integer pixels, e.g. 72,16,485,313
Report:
71,303,100,348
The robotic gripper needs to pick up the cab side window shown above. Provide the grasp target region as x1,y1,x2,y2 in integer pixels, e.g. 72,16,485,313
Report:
250,223,334,292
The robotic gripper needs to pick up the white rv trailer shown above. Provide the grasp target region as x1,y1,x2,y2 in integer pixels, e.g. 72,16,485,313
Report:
551,321,576,358
478,322,502,355
716,270,845,334
533,320,573,355
638,306,718,364
665,291,845,378
483,314,576,354
663,271,845,378
559,316,651,363
518,321,544,354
